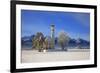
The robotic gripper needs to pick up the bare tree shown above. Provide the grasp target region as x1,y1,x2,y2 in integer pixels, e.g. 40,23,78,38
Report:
58,31,70,50
43,37,49,50
32,32,44,51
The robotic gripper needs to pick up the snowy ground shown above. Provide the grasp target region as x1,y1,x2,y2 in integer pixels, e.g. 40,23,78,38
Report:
21,49,90,63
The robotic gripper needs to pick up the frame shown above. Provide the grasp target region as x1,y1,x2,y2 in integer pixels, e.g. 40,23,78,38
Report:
10,0,97,73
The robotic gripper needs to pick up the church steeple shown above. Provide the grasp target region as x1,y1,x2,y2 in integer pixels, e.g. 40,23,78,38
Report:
50,24,55,49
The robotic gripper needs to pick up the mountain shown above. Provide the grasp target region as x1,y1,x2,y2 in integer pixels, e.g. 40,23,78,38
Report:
68,39,77,46
21,35,35,46
77,38,90,46
21,35,90,49
68,38,90,49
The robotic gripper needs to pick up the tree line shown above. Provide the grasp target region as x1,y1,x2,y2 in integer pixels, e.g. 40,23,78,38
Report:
32,31,70,52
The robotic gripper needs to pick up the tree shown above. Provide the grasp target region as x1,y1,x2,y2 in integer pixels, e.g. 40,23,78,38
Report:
43,37,49,50
32,32,44,51
58,31,70,50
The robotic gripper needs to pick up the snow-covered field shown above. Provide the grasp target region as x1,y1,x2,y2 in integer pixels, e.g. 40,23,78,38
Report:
21,49,90,63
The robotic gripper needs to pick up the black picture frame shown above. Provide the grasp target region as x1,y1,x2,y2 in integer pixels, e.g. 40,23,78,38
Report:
10,0,97,73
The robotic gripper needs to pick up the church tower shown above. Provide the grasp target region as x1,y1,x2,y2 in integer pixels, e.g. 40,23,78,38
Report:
50,24,55,49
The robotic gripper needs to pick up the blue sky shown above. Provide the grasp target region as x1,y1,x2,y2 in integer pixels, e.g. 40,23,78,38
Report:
21,10,90,41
